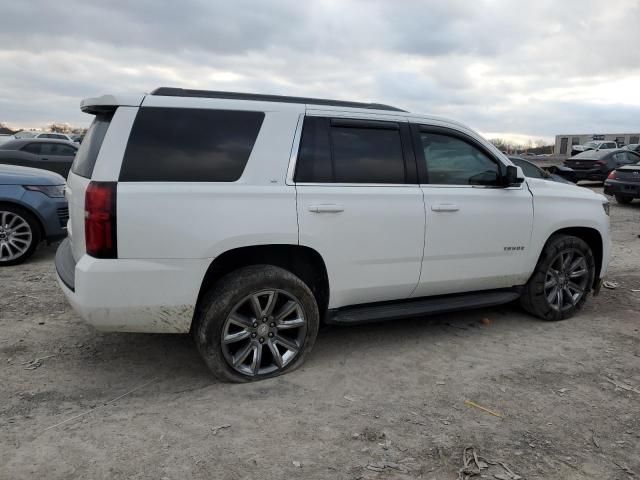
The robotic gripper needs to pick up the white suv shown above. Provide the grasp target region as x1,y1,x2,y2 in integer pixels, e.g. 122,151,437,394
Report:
55,88,611,382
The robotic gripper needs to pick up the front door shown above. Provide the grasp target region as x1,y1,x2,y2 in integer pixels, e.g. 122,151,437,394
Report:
295,115,426,308
410,125,534,297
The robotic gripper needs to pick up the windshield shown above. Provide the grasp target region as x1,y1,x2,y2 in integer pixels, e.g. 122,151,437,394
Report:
584,141,599,148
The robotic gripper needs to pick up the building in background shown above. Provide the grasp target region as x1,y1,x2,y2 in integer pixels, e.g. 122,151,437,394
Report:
555,133,640,157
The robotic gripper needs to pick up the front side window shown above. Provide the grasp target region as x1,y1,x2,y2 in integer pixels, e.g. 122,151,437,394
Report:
419,132,500,185
57,145,77,156
512,158,543,178
295,117,406,184
39,143,58,156
120,107,264,182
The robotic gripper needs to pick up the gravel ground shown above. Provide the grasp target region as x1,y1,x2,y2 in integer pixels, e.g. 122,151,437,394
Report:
1,185,639,479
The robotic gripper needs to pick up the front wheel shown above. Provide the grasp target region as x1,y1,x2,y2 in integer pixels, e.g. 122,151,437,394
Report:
0,206,40,266
520,235,595,321
194,265,320,382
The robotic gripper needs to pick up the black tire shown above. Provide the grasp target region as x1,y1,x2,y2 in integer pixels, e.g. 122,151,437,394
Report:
194,265,320,382
0,204,41,266
614,194,633,204
520,234,595,321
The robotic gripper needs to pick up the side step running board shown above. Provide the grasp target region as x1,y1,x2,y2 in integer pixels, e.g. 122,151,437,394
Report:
326,290,520,325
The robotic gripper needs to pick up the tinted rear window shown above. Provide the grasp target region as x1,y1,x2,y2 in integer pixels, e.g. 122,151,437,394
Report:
295,116,406,184
119,107,264,182
71,113,113,178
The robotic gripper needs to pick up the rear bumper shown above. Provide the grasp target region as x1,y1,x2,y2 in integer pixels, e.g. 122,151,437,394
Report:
572,170,607,182
604,180,640,197
54,243,211,333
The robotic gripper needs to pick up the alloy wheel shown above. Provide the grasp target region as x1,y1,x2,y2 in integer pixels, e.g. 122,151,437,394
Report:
544,248,590,312
221,289,307,376
0,211,33,262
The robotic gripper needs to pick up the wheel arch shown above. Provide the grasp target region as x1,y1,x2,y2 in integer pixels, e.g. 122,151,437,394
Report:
548,226,603,287
192,244,330,332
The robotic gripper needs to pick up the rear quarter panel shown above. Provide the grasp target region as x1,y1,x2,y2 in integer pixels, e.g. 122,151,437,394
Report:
116,108,303,259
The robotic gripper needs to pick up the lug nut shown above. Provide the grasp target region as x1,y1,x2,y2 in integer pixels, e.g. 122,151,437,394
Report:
268,332,274,338
253,322,258,328
259,337,265,343
251,333,256,338
270,322,275,327
263,317,268,323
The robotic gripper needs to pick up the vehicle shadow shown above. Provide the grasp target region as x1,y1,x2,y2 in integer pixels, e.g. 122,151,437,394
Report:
72,301,535,391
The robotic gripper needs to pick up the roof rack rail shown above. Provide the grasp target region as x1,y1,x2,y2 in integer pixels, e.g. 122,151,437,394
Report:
150,87,406,112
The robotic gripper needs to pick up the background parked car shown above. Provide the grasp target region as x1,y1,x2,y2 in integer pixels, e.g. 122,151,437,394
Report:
14,131,73,142
563,149,640,183
571,140,617,157
0,138,78,176
509,156,576,184
604,159,640,204
69,134,84,143
0,164,67,265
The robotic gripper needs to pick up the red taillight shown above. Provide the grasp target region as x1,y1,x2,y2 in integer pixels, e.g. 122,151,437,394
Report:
607,170,617,180
85,181,117,258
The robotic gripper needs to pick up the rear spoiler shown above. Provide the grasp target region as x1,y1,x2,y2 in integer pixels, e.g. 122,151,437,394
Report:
80,94,145,115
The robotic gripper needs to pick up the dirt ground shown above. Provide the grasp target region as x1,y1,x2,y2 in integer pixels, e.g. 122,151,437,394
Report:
1,185,639,480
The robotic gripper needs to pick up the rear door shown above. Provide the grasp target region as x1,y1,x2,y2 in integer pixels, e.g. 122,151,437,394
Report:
294,113,425,308
411,124,534,297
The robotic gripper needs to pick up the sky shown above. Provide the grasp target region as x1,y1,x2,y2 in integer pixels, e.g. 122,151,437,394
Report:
1,0,639,143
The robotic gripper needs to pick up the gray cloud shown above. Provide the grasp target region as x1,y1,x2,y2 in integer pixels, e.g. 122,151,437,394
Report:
1,0,639,141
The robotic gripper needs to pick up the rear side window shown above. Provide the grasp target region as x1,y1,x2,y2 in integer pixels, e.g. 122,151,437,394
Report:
295,117,406,184
119,107,264,182
22,143,42,154
71,113,113,178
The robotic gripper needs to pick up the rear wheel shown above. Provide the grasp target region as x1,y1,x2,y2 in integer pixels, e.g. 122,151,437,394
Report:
614,194,633,204
520,235,595,321
194,265,320,382
0,206,40,266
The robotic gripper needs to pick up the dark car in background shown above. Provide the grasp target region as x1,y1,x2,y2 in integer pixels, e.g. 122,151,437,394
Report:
604,160,640,204
0,164,67,265
563,149,640,183
0,138,78,176
509,157,576,184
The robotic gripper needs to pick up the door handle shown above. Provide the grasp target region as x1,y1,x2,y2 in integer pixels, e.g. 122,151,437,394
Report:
308,204,344,213
431,204,459,212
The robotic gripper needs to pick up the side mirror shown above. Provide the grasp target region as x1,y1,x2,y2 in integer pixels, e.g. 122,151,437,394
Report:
505,165,525,186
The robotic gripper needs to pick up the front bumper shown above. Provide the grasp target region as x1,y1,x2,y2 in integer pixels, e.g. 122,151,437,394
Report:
54,239,211,333
21,190,68,240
